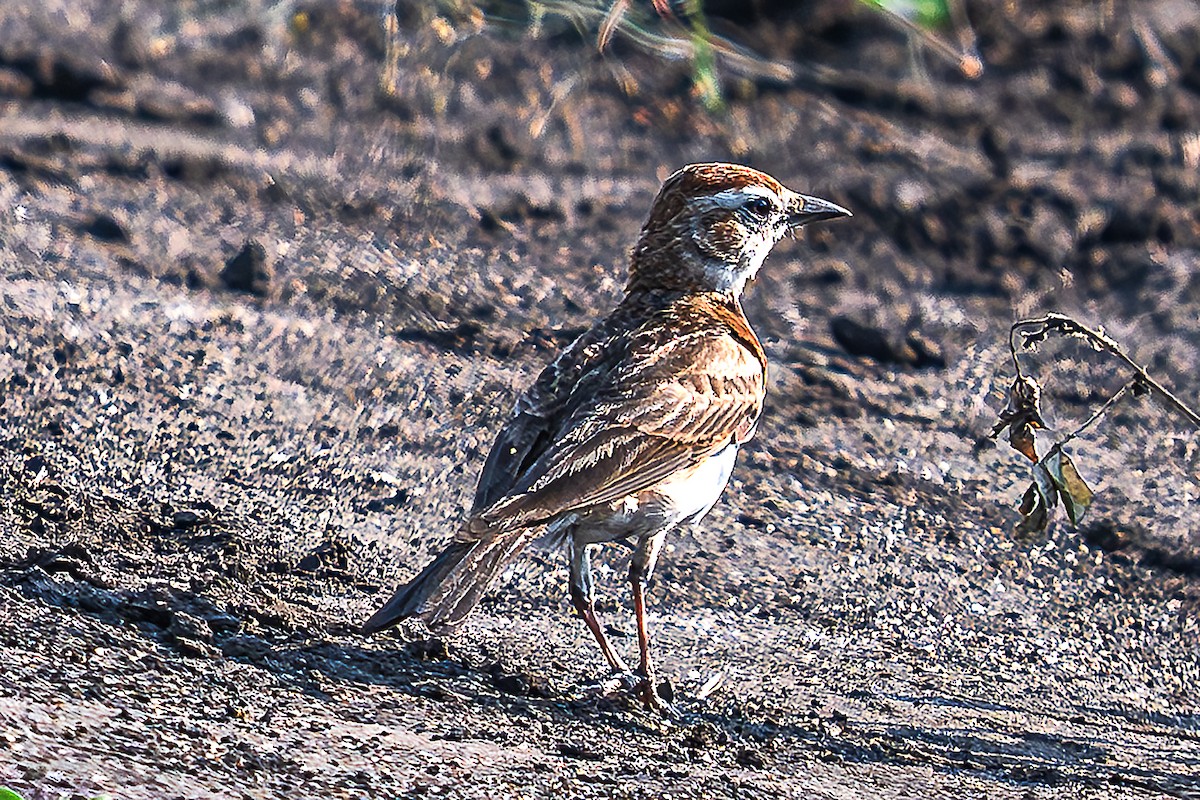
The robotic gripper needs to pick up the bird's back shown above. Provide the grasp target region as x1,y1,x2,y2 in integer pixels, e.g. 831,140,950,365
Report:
466,289,766,535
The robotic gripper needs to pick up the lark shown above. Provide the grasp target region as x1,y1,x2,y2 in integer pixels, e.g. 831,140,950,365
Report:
364,163,850,712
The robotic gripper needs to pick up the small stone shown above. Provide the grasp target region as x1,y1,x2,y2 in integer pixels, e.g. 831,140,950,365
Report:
204,612,242,635
219,240,271,296
170,611,213,643
295,553,321,573
736,747,765,768
0,67,33,98
364,489,410,513
830,316,945,369
82,213,129,243
557,743,604,761
175,637,220,659
488,661,551,698
172,509,208,528
220,635,273,660
408,638,450,661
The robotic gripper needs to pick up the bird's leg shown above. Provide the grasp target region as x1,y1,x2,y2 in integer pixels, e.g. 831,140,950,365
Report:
570,585,631,675
569,539,630,674
630,568,659,709
629,531,672,714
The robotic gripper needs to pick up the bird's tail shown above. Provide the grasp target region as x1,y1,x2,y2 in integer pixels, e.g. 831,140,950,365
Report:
361,528,533,635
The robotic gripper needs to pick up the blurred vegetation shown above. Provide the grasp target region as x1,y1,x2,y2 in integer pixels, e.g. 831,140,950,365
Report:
867,0,950,29
401,0,974,111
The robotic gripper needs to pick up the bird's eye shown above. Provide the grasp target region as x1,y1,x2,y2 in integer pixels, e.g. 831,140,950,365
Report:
743,197,773,219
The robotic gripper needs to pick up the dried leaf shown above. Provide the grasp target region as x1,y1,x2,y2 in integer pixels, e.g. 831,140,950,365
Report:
1017,482,1039,516
992,376,1045,462
1016,464,1058,536
1044,448,1094,527
1008,423,1038,463
1016,483,1048,536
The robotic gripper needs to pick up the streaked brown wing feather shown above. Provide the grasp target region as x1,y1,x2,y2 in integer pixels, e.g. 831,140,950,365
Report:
471,326,763,532
469,325,618,516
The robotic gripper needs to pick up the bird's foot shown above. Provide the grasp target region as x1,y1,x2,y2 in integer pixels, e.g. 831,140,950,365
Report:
635,675,680,719
579,671,678,717
603,670,678,718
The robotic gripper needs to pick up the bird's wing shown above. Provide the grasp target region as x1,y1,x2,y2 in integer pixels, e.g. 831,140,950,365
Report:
468,410,551,516
469,325,618,515
465,322,764,535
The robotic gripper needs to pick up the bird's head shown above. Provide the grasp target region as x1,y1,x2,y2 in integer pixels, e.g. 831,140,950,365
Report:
627,163,850,296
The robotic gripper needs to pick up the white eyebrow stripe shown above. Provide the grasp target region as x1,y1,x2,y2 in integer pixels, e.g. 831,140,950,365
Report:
707,185,780,209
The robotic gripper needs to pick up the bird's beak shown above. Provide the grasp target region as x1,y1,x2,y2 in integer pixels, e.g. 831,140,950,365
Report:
786,193,852,228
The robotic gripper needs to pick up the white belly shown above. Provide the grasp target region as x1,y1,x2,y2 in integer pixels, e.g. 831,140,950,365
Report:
653,441,739,526
561,442,739,546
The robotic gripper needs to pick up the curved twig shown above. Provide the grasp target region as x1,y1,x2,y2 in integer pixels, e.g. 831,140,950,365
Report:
1051,382,1133,452
1009,313,1200,430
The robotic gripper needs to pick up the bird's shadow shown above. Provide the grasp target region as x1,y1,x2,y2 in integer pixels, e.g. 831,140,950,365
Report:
239,631,678,738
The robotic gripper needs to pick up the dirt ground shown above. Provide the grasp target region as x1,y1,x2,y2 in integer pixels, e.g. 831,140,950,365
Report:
1,0,1199,797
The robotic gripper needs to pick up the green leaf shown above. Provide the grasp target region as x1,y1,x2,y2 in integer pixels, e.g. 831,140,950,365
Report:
864,0,951,29
912,0,951,28
0,788,28,800
1044,448,1094,527
688,19,724,111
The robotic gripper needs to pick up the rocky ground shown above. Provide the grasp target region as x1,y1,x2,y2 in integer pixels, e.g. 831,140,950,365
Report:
1,0,1198,797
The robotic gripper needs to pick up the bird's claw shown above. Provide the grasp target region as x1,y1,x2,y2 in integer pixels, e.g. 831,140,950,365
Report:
636,678,679,717
595,670,679,718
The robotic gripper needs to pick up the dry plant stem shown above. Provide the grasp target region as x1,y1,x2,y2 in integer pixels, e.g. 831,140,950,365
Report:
541,0,795,82
380,12,401,97
947,0,978,53
598,0,631,51
1051,382,1132,453
1008,313,1200,430
867,2,981,78
1131,13,1174,88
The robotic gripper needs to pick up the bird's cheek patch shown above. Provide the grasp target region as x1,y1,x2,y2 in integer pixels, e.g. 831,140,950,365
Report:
695,216,745,260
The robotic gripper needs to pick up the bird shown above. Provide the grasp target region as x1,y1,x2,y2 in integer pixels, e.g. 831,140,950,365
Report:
363,162,850,712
